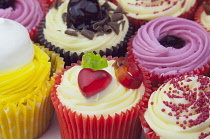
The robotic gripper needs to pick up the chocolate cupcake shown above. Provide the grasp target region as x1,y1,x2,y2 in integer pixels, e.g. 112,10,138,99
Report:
38,0,133,66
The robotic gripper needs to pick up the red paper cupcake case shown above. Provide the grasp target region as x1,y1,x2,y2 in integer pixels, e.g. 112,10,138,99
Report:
194,5,210,33
51,57,152,139
29,0,54,42
127,34,210,90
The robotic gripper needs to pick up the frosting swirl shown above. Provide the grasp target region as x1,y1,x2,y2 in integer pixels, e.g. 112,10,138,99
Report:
56,60,144,117
116,0,196,20
0,0,43,31
131,16,210,76
0,18,34,72
145,75,210,139
43,0,129,53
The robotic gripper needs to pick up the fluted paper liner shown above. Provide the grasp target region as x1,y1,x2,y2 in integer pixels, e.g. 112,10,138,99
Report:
0,45,64,139
194,3,210,33
51,56,152,139
127,34,210,90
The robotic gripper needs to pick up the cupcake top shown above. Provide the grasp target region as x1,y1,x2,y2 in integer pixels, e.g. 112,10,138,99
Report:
115,0,196,20
0,0,44,31
0,18,51,104
56,52,144,117
195,2,210,32
43,0,129,53
145,75,210,139
0,18,34,72
130,16,210,76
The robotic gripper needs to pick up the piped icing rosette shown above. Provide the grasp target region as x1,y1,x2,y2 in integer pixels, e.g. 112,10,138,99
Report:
0,0,52,40
38,0,132,66
51,52,152,139
112,0,197,29
194,1,210,33
0,18,63,139
144,75,210,139
127,16,210,88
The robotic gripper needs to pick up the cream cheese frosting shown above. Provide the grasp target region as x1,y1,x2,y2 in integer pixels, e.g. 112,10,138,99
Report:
131,16,210,76
145,75,210,139
200,11,210,30
0,18,34,72
43,0,129,53
56,60,145,118
0,0,43,31
116,0,196,20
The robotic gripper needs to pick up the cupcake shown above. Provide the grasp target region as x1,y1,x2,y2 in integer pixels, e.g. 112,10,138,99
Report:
140,74,210,139
38,0,133,66
0,18,64,139
109,0,197,30
194,1,210,33
0,0,53,41
127,16,210,89
51,52,152,139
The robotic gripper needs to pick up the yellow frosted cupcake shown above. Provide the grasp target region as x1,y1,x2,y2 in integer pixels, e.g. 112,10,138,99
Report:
0,18,64,139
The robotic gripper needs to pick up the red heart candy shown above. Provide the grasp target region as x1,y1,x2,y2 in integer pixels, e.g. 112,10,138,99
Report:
78,68,112,98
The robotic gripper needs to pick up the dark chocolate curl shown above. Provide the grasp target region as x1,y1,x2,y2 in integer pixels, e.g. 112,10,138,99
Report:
203,2,210,15
93,17,110,30
65,30,78,36
62,13,67,23
108,22,120,35
111,13,123,22
120,20,125,31
103,25,112,34
114,6,123,13
81,28,95,40
101,1,113,11
95,26,103,32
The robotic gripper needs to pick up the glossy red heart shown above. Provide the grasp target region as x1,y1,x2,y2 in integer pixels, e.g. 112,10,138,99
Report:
78,68,112,98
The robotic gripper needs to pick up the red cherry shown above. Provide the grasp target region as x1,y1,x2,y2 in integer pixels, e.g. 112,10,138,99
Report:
113,57,143,89
78,68,112,98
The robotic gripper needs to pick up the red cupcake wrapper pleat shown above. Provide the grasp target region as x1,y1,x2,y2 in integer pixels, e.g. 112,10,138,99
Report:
51,57,153,139
127,33,210,90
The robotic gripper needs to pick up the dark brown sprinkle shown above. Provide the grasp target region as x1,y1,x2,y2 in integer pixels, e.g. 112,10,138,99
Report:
62,13,67,23
81,28,95,40
54,0,63,9
203,2,210,15
111,13,123,22
103,25,112,34
108,22,120,35
65,30,78,36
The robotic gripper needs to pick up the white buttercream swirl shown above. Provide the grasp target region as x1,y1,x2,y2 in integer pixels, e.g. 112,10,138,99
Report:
43,0,129,53
145,75,210,139
116,0,196,20
57,60,145,118
0,18,34,72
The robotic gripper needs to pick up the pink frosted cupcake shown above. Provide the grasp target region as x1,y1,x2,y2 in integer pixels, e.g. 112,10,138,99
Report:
127,16,210,89
194,1,210,33
108,0,197,30
0,0,53,41
51,52,152,139
140,74,210,139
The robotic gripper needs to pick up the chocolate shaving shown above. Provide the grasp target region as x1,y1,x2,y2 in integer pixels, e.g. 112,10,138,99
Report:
71,25,76,30
96,32,105,36
62,13,67,23
103,25,112,34
65,30,78,36
54,0,63,9
111,13,123,22
203,2,210,15
95,26,103,32
114,6,126,14
93,17,110,30
81,28,95,40
108,22,120,35
101,1,113,11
